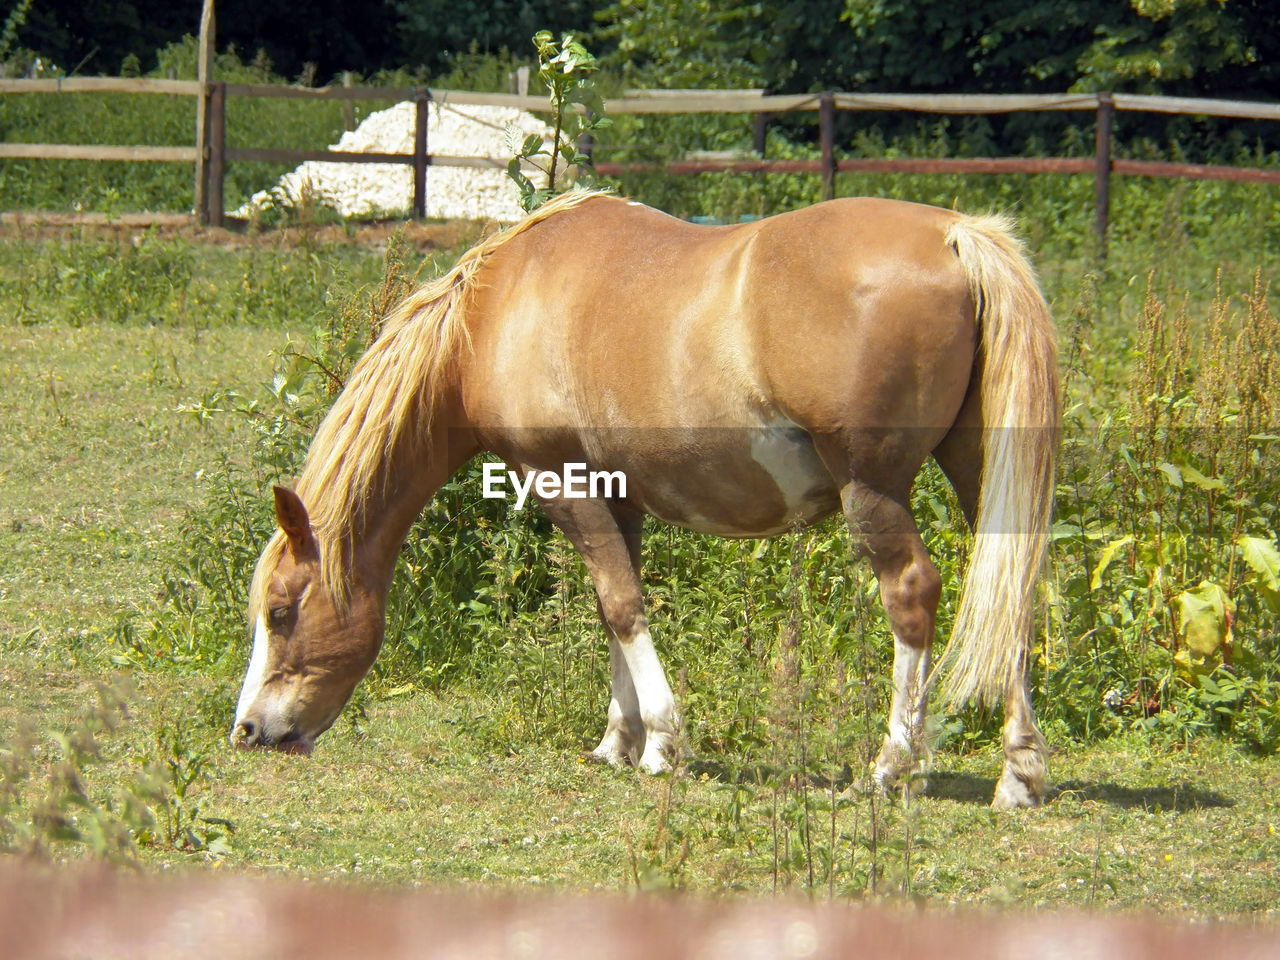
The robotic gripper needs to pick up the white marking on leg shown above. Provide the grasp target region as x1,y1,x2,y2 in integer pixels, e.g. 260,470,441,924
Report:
889,634,928,743
592,633,642,766
233,616,271,733
618,628,678,774
993,679,1048,810
875,635,930,792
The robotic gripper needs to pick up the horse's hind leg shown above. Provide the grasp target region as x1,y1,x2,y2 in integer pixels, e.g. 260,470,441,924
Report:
993,676,1049,809
840,482,941,796
592,520,647,767
934,414,1049,808
536,494,678,774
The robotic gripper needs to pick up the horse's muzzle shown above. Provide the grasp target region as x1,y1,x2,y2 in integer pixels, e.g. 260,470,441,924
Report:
230,719,313,755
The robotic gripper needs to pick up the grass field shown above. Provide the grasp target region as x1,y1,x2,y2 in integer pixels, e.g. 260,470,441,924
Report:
0,202,1278,922
0,321,282,634
3,654,1277,914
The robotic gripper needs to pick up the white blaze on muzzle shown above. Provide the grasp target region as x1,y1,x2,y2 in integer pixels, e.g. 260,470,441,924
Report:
233,615,271,736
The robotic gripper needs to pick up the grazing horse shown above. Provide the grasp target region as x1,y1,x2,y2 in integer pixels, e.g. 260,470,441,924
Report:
230,190,1059,809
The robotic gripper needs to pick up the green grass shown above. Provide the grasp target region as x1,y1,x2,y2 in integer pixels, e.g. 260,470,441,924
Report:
0,321,286,635
2,657,1276,914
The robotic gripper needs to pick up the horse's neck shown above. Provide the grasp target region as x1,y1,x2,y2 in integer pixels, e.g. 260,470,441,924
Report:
351,417,476,596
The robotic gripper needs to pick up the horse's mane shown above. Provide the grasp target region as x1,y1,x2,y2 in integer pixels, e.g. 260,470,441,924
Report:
250,189,610,616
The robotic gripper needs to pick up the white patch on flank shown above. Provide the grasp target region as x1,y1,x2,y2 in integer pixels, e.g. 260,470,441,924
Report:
749,421,826,519
234,615,271,728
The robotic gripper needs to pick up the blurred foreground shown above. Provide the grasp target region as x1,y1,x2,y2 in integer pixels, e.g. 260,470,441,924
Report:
3,863,1277,960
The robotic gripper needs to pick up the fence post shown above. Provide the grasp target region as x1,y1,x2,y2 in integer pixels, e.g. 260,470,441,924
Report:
194,0,215,224
510,66,530,98
208,82,226,228
819,92,836,201
1094,92,1113,257
342,71,355,132
413,89,431,219
196,83,209,225
753,88,771,157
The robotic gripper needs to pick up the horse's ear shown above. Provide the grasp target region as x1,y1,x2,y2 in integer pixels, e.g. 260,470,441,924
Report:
273,485,314,555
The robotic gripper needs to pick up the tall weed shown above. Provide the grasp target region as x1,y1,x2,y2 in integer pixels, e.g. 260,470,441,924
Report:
8,231,193,326
0,679,231,862
1049,268,1280,749
0,232,369,329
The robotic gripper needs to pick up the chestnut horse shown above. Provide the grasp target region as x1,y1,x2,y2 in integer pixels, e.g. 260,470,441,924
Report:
231,191,1059,809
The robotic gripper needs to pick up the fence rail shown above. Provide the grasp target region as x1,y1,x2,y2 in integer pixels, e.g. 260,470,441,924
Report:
1,78,1278,250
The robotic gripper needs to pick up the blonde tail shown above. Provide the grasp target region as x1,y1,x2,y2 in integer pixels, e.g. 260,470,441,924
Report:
939,214,1060,708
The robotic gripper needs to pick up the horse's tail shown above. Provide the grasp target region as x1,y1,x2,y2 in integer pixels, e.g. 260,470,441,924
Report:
938,214,1060,708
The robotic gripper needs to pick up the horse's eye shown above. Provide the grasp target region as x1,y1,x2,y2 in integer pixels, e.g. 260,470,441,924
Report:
268,605,291,628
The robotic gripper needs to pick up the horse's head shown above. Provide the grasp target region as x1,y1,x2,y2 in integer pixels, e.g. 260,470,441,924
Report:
229,486,384,755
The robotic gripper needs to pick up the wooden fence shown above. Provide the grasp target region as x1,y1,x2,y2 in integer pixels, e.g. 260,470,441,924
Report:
1,77,1278,249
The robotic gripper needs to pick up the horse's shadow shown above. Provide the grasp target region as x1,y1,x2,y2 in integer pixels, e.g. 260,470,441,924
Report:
684,759,1233,812
926,771,1233,812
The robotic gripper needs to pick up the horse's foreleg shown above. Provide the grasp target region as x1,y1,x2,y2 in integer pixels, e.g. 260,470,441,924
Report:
592,624,644,767
537,495,678,774
610,618,679,774
875,634,933,797
843,484,941,797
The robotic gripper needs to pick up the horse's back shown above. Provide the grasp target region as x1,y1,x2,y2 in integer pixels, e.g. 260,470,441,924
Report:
466,193,975,414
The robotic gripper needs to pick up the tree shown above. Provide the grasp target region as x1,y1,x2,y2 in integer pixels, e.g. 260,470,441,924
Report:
595,0,772,88
11,0,192,74
388,0,603,76
597,0,1278,100
4,0,1275,103
976,0,1267,96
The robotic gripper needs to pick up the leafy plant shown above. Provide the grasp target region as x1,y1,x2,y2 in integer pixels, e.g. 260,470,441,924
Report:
506,31,610,211
1047,267,1280,750
0,0,33,64
0,682,141,862
0,680,235,862
129,718,233,854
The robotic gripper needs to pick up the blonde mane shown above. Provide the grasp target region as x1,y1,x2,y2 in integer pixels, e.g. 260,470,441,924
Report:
249,189,610,617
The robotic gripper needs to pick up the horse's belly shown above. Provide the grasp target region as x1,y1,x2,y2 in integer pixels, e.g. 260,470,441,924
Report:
626,422,841,537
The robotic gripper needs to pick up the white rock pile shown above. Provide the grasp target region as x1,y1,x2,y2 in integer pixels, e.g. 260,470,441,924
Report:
235,100,552,223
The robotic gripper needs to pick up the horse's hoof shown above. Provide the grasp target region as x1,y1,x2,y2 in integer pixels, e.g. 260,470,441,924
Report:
861,762,928,802
991,775,1042,810
637,751,673,776
587,744,631,768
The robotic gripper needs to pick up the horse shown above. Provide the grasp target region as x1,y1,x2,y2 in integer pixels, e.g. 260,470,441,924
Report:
230,190,1059,809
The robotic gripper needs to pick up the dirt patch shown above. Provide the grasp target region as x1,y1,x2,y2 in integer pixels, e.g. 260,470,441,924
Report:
0,213,485,252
